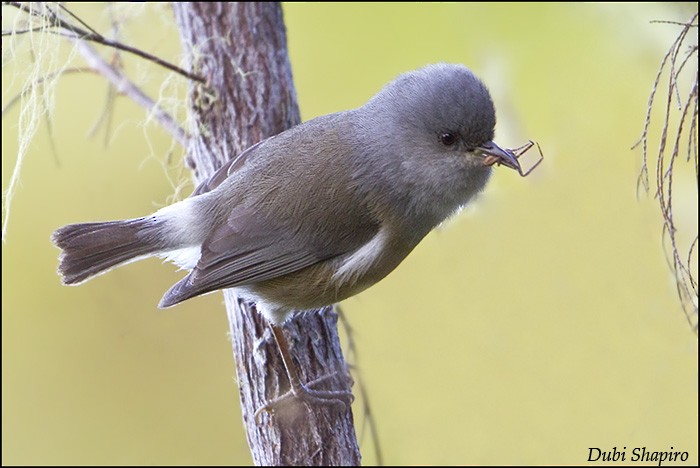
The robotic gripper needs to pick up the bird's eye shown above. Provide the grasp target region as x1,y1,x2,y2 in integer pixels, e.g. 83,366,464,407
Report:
439,132,457,146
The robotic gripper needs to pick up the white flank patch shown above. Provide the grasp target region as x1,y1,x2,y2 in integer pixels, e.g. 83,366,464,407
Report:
332,225,388,286
159,246,202,270
153,197,200,244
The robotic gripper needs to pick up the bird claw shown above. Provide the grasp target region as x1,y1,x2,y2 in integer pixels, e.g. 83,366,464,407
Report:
254,373,354,423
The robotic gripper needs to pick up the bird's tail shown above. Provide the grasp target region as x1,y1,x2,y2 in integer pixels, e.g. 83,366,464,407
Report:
52,217,165,285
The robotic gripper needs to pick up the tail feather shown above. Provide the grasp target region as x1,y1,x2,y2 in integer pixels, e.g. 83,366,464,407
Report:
52,218,163,285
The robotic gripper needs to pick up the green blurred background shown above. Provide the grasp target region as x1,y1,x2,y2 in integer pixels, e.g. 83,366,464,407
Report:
2,3,698,465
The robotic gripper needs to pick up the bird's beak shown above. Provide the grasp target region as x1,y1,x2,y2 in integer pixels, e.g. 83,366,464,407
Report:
477,141,521,172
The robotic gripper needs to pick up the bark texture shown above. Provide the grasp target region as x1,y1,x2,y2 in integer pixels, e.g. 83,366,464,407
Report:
172,3,360,465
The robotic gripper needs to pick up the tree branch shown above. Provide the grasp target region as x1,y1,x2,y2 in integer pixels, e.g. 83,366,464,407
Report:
633,12,699,335
5,2,206,84
72,39,188,147
172,3,360,465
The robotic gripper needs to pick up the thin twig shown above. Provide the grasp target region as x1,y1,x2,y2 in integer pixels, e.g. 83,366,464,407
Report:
634,12,699,336
337,306,384,466
1,25,48,35
651,19,699,26
72,39,188,147
86,3,121,146
6,2,205,83
55,2,102,37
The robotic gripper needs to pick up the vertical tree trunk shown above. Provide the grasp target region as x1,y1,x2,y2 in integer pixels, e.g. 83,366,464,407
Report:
172,3,360,465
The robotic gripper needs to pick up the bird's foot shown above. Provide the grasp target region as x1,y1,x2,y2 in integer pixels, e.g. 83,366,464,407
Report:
254,373,354,423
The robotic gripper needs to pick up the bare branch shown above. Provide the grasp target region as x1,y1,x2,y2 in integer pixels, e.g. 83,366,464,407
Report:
85,4,123,146
173,3,360,464
1,25,47,35
634,12,699,335
337,307,384,465
651,19,699,26
5,2,205,83
71,40,188,147
55,1,102,37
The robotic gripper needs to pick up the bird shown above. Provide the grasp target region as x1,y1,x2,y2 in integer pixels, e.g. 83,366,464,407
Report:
52,63,528,415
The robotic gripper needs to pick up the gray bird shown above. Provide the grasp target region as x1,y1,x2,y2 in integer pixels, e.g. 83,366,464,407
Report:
52,63,527,413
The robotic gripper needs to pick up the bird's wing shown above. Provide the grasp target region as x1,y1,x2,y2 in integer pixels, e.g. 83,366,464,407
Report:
159,203,380,308
191,140,266,196
161,117,381,308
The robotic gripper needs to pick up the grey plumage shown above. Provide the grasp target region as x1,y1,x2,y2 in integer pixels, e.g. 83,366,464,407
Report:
52,63,517,324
